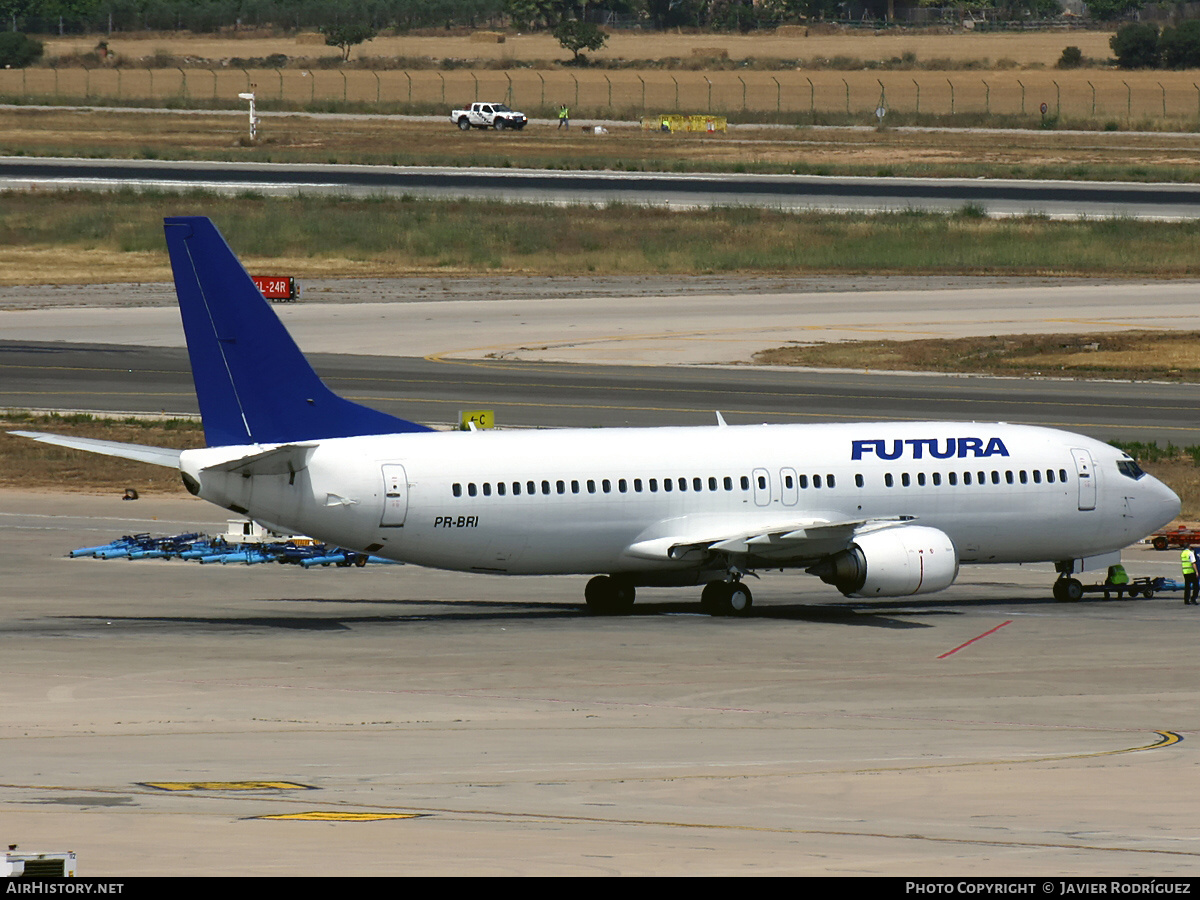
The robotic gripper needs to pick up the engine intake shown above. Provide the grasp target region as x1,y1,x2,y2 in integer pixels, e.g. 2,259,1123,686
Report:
808,525,958,597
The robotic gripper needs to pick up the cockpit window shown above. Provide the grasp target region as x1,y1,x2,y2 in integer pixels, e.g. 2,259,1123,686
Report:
1117,459,1145,480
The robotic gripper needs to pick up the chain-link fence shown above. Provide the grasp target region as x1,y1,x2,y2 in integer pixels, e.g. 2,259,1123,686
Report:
3,67,1200,125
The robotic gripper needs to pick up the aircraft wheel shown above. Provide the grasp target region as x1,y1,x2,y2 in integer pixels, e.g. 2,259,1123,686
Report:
584,575,635,616
704,581,753,617
1053,578,1083,602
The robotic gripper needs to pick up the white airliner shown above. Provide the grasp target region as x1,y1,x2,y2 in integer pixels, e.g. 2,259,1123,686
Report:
12,217,1181,614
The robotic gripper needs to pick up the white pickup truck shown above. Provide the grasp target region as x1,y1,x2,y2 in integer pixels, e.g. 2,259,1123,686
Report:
451,102,528,131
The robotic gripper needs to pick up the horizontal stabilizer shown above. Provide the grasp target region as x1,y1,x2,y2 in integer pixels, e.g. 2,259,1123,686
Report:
8,431,182,468
200,443,317,477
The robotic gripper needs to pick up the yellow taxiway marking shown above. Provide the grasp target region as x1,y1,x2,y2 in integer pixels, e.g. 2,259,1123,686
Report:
256,812,424,822
141,781,314,791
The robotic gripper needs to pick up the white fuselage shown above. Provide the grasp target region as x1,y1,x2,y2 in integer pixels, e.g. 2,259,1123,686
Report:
178,421,1180,590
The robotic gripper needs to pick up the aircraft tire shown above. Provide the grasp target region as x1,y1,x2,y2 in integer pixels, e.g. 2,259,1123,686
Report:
704,582,753,617
1053,578,1084,602
584,575,635,615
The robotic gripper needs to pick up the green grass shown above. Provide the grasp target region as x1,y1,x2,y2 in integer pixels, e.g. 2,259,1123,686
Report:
7,191,1200,279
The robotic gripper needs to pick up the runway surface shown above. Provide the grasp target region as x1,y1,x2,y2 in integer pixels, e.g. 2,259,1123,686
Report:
6,156,1200,218
0,491,1196,876
2,340,1198,445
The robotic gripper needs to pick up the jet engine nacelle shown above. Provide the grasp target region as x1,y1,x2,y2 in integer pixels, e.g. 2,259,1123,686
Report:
808,525,958,598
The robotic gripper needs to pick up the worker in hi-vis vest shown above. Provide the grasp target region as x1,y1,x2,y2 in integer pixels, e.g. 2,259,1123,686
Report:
1181,547,1198,605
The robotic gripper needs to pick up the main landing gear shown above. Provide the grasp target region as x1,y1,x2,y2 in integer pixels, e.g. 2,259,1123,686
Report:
700,580,754,617
583,575,753,617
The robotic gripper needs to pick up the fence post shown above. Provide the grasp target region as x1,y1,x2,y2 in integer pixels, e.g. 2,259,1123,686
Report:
147,68,153,101
1054,80,1060,117
341,69,347,103
1159,82,1166,118
375,70,381,105
572,73,578,109
981,78,988,115
637,74,645,112
807,76,814,118
603,73,610,110
278,68,285,102
671,75,678,110
1195,83,1199,120
947,78,954,116
1088,80,1095,117
405,70,411,104
83,64,90,100
842,78,849,115
705,76,712,112
177,67,187,101
438,72,444,105
51,63,57,99
1017,79,1024,116
738,75,746,112
772,75,780,113
209,68,216,101
913,78,920,115
505,72,513,106
471,72,477,102
1123,80,1130,118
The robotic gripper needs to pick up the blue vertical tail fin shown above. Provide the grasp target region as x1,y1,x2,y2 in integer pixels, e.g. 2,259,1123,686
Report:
163,216,432,447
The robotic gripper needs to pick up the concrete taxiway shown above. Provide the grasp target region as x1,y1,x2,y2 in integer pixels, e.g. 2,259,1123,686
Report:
1,490,1197,876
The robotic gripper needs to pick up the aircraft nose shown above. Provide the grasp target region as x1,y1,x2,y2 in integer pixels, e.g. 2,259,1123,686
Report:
1147,476,1182,529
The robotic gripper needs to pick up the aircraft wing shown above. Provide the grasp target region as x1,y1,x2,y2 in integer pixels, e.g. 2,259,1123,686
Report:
622,516,903,563
8,431,182,468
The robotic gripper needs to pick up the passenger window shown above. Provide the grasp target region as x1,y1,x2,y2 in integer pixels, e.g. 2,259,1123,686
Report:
855,474,864,488
723,477,733,491
901,473,910,487
619,478,628,493
1046,470,1055,484
634,478,643,492
587,479,596,494
1060,469,1069,482
708,477,717,491
949,472,958,485
483,483,491,496
527,481,536,495
541,480,550,495
1033,470,1042,484
498,482,506,496
453,483,462,497
679,477,688,492
964,473,972,485
757,475,767,489
664,478,673,492
885,473,894,487
649,478,658,492
1019,471,1027,484
693,477,702,492
571,480,579,493
991,471,1000,485
512,482,521,495
1005,471,1013,484
557,480,565,494
977,471,985,485
932,472,941,486
468,483,478,497
799,474,808,489
602,479,611,493
917,473,925,486
827,474,835,488
784,474,794,489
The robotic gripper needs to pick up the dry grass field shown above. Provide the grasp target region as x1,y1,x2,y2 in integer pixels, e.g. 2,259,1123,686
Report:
42,28,1119,69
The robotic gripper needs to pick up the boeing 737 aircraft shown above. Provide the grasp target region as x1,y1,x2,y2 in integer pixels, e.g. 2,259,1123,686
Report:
11,217,1182,615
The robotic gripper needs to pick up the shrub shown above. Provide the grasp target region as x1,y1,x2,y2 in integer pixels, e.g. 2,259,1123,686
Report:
0,32,43,69
1057,46,1083,69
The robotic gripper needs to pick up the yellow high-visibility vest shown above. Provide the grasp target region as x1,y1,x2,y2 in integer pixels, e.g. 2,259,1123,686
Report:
1182,549,1196,575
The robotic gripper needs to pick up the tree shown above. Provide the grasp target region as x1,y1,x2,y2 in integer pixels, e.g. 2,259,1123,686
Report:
1085,0,1144,21
322,22,378,62
0,30,41,66
553,19,607,64
1110,22,1160,68
1160,19,1200,69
